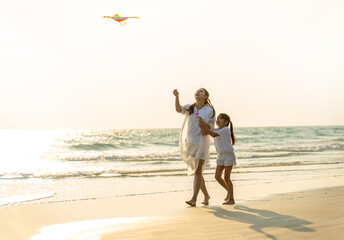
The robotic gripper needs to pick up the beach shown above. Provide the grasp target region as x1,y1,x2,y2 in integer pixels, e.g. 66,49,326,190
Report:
1,176,344,240
2,0,343,237
0,126,343,239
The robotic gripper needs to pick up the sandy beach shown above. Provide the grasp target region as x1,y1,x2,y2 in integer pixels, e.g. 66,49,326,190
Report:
1,176,344,240
2,0,344,238
102,186,343,240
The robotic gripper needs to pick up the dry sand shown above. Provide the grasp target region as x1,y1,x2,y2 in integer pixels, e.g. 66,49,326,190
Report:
1,178,343,240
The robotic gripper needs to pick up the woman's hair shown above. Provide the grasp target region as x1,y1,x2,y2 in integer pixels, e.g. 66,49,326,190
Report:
187,88,215,118
219,113,236,145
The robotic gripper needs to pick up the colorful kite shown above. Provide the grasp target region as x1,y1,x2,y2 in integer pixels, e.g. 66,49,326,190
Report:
102,14,139,26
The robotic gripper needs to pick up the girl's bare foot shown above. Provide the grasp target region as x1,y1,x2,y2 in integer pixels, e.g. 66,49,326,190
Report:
222,199,235,205
185,200,196,207
201,195,210,205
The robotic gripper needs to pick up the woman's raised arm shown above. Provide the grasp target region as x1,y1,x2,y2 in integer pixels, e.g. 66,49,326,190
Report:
173,89,182,113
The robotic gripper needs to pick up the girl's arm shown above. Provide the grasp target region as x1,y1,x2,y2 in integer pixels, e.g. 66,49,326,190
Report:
199,120,210,136
199,119,219,138
201,124,209,136
173,89,182,113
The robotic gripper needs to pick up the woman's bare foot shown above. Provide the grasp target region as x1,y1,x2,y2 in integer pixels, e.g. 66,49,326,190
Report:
201,195,210,205
185,200,196,207
222,199,235,205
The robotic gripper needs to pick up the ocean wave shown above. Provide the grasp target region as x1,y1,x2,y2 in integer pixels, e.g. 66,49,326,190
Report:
237,161,303,168
60,143,344,162
0,169,187,179
61,129,180,151
237,161,343,169
237,152,297,159
67,142,180,151
151,141,179,146
238,142,344,153
2,161,343,180
69,143,119,151
62,143,343,162
61,152,181,162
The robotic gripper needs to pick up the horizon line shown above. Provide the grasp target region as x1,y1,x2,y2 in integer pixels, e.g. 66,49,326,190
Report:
1,124,343,131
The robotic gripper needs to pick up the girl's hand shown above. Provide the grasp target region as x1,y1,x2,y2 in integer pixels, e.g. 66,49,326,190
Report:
198,118,206,127
173,89,179,97
199,118,210,136
201,130,208,136
200,123,210,130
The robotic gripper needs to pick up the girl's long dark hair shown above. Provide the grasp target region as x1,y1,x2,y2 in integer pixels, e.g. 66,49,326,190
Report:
219,113,236,145
187,88,215,118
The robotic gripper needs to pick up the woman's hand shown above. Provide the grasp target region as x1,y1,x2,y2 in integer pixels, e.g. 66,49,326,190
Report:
173,89,179,97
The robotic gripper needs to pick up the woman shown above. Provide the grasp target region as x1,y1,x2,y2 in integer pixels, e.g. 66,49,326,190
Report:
173,88,215,206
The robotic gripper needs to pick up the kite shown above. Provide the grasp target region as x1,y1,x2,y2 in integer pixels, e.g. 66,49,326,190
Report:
102,14,139,26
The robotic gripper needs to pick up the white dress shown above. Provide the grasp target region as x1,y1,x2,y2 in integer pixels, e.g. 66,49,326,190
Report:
214,126,236,166
179,104,215,175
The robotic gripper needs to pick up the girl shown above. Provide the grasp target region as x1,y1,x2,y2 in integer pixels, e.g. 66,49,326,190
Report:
199,113,236,204
173,88,216,207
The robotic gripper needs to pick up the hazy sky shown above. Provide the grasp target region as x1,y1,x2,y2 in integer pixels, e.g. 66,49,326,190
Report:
1,0,343,129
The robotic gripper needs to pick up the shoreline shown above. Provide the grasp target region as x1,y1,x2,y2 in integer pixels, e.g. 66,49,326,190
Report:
2,171,343,208
1,176,344,239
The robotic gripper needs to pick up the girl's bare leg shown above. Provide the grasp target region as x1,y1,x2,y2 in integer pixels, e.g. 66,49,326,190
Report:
224,166,234,203
215,165,229,200
186,160,206,206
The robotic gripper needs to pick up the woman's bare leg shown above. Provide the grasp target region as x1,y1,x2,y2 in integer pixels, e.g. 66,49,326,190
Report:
200,175,210,205
186,160,206,206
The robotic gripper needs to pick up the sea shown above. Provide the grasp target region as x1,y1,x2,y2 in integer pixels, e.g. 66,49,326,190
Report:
1,126,343,207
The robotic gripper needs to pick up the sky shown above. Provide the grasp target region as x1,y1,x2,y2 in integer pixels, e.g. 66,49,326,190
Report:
1,0,344,129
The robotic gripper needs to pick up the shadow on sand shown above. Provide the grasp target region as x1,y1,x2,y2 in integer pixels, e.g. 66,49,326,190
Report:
207,205,315,240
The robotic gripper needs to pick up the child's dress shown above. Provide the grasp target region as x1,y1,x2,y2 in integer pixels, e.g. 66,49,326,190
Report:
214,126,236,166
179,104,215,175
